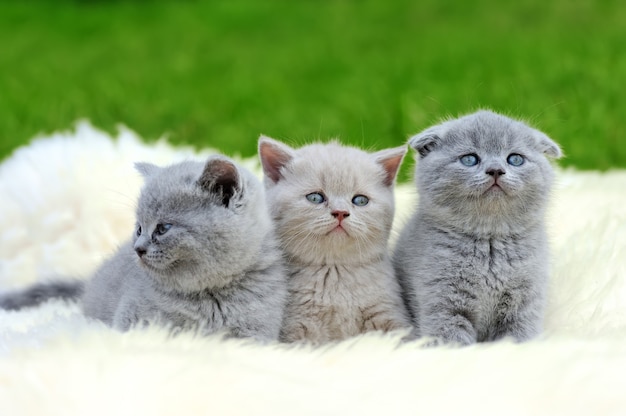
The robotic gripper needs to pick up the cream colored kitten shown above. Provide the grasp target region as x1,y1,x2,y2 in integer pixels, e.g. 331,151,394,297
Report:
259,136,411,344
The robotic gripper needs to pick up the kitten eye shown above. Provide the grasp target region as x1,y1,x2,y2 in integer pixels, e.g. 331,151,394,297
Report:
460,154,480,166
306,192,325,204
507,153,525,166
352,195,369,206
155,223,172,235
136,225,142,236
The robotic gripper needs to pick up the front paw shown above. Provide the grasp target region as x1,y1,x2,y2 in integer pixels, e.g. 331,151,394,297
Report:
418,334,474,348
399,326,420,343
280,323,315,343
421,323,477,347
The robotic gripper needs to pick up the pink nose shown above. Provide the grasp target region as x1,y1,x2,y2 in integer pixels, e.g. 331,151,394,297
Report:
331,210,350,222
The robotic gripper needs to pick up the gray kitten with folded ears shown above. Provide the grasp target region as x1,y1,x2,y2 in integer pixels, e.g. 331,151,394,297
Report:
0,155,288,341
393,110,562,346
258,136,412,344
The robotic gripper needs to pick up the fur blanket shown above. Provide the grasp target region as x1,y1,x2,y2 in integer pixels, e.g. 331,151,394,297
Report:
1,122,625,415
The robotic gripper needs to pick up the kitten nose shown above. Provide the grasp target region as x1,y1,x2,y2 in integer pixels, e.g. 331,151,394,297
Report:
135,247,147,258
486,168,505,178
332,210,350,222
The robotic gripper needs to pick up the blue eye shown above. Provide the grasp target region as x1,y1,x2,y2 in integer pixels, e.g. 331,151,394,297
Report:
507,153,525,166
460,154,479,166
352,195,369,206
155,223,172,235
306,192,325,204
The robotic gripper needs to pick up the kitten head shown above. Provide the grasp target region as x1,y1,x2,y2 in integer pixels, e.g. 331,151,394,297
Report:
132,155,272,293
408,110,562,235
259,136,406,265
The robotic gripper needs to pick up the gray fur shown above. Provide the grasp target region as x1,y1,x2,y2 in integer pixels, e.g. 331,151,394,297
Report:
0,280,84,310
393,110,562,345
259,136,412,344
2,156,287,341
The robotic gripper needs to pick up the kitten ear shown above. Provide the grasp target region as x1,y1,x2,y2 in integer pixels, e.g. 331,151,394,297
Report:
134,162,161,178
197,157,241,206
258,135,295,183
532,130,563,159
408,127,442,157
373,146,407,186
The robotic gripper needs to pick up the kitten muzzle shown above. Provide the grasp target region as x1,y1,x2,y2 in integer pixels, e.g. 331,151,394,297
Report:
484,180,507,196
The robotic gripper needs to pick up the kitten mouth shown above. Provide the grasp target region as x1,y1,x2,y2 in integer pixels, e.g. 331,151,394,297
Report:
484,180,507,194
138,256,169,271
327,224,349,236
139,258,157,270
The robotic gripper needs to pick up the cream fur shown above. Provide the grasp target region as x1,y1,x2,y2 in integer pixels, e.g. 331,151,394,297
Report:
1,122,625,415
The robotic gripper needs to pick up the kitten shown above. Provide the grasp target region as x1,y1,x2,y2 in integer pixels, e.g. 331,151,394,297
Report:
258,136,411,344
1,156,287,341
393,110,562,346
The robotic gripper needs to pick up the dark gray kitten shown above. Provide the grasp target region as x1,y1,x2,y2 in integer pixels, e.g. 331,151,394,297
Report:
1,156,287,341
393,110,562,346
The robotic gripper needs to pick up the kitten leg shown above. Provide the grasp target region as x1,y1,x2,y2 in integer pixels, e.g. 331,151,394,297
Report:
491,289,544,342
228,317,281,342
419,297,478,346
280,322,314,343
279,316,324,343
112,299,148,331
360,303,412,334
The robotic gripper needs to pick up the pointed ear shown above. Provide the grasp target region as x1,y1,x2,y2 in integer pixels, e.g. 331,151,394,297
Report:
533,130,563,159
408,127,442,157
134,162,161,178
258,135,295,183
373,146,407,186
197,157,241,206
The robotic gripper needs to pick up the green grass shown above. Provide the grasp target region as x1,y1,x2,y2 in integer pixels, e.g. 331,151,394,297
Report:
1,0,625,177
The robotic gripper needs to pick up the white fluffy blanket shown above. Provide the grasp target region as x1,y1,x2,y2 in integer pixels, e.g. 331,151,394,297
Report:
1,123,625,415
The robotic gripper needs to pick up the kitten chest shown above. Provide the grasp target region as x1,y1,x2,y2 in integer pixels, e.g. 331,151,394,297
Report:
286,264,396,340
289,265,378,307
441,235,536,299
452,235,546,333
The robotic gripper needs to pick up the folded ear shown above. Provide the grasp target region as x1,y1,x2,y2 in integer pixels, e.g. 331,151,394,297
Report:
533,130,563,159
134,162,161,178
258,135,295,183
408,127,443,157
372,145,407,186
197,157,241,207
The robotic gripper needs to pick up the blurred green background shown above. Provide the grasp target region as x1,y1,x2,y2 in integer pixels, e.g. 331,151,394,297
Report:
1,0,624,178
